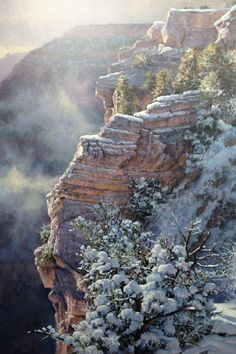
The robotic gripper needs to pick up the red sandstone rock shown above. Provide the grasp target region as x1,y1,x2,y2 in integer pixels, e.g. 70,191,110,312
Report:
162,8,226,48
35,91,200,354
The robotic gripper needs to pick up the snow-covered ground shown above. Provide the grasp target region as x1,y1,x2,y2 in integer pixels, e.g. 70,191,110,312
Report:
184,303,236,354
155,303,236,354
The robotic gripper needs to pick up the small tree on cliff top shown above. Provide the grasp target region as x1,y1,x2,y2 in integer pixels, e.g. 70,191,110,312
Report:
116,75,137,115
200,43,236,110
153,69,174,99
174,47,202,93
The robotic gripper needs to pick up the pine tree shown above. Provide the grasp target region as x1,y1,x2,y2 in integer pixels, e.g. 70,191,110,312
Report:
142,71,157,95
153,69,174,98
41,209,218,354
116,75,137,115
201,43,236,102
174,47,202,93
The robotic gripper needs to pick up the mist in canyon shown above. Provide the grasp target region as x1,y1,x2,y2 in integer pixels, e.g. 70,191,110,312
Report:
0,1,232,353
0,20,150,353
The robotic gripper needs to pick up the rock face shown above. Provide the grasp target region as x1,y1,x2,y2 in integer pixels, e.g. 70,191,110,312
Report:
162,8,226,48
97,45,185,121
96,7,232,122
35,6,236,354
0,24,150,354
215,5,236,48
35,90,199,354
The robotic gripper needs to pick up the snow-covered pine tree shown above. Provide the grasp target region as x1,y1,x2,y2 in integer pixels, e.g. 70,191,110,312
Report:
39,203,218,354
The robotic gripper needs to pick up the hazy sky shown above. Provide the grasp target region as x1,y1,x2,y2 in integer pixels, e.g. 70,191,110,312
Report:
0,0,227,57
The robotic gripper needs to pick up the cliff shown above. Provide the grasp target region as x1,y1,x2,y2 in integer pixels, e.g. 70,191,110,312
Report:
97,7,233,121
35,90,200,353
35,6,236,354
0,24,149,354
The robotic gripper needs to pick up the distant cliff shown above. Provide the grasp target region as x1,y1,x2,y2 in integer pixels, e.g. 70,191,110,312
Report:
0,52,26,83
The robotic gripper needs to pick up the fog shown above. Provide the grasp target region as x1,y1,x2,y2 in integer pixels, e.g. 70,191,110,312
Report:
0,0,228,56
0,0,229,352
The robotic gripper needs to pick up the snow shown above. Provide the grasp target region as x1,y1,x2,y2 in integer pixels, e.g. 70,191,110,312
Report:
213,318,236,335
173,245,187,256
203,283,216,296
112,273,128,285
124,280,141,296
94,295,108,306
112,113,143,123
158,263,177,275
184,334,236,354
151,122,236,249
154,304,236,354
174,287,189,299
170,8,226,14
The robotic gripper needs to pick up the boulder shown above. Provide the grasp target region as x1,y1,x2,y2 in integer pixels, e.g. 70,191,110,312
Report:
162,8,227,48
146,21,165,42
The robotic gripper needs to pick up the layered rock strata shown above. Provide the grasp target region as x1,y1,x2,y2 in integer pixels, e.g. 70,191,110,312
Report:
97,7,232,121
35,90,199,353
162,8,226,48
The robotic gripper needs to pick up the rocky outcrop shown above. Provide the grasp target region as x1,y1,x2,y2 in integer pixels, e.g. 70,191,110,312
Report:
34,6,236,354
215,5,236,48
118,21,165,61
96,7,233,122
97,45,185,121
162,8,226,48
35,91,199,353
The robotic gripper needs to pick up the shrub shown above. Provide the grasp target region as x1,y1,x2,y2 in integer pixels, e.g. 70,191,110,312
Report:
39,225,51,244
133,52,151,68
127,177,171,222
41,211,217,353
37,243,54,267
39,199,219,353
200,71,223,108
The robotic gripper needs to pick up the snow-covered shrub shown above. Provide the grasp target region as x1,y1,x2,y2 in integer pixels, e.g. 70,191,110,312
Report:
127,177,171,222
41,209,218,353
222,244,236,301
183,105,223,165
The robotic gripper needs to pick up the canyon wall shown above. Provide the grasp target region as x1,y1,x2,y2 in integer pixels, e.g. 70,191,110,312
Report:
0,23,150,354
35,90,200,353
97,7,233,122
35,5,236,354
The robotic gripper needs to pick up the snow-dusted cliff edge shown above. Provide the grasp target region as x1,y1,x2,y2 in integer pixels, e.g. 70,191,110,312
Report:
34,6,236,354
